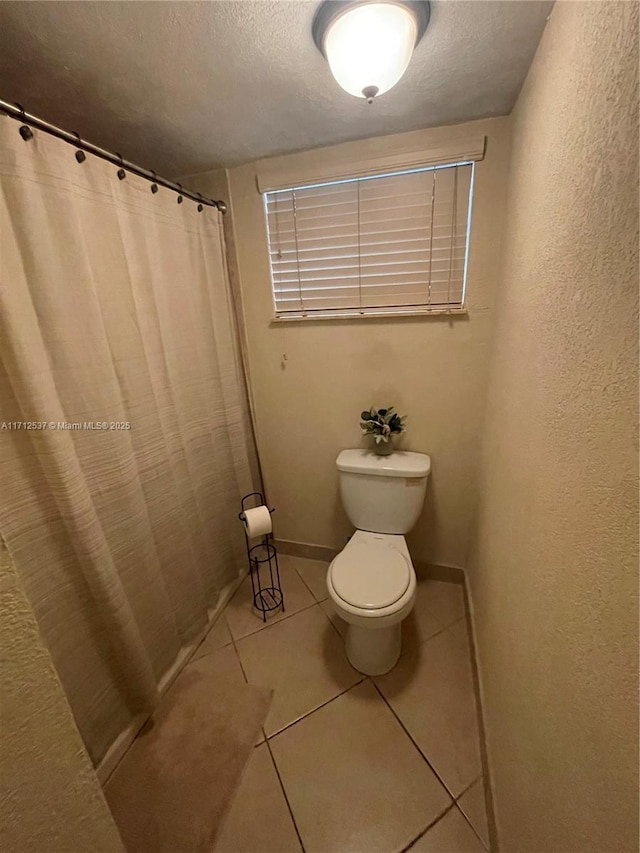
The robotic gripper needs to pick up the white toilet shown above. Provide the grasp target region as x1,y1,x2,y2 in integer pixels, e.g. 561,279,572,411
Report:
326,448,431,676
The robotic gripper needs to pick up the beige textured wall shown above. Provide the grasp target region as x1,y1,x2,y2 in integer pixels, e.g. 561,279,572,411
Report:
469,3,639,851
224,118,511,568
0,542,124,853
181,166,229,204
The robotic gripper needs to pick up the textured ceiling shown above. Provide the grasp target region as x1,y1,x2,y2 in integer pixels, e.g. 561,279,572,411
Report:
0,1,553,177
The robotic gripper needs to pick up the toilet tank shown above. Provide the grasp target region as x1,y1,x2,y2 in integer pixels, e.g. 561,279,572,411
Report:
336,449,431,535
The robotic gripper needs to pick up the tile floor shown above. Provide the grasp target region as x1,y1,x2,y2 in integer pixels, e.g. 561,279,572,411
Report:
189,554,491,853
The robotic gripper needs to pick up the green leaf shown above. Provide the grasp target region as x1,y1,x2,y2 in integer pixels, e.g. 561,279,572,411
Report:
361,405,407,436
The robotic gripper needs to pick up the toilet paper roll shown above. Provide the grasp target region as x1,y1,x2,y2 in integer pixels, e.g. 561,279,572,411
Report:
242,505,272,538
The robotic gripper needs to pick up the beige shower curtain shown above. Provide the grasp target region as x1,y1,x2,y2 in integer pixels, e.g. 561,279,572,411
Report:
0,114,260,765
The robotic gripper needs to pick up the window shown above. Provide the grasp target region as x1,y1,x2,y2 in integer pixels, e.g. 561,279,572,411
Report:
263,161,474,319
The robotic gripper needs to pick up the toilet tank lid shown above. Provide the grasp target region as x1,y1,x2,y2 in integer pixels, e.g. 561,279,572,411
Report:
336,449,431,478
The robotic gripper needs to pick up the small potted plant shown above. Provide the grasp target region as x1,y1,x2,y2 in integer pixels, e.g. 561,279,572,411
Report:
360,406,407,456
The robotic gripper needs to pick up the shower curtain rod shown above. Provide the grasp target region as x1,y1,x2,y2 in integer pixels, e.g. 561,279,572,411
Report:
0,99,227,213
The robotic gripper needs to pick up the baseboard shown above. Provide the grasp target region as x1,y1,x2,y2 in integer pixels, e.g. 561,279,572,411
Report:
462,571,499,852
414,560,465,585
96,567,247,786
275,539,467,587
96,711,148,787
274,538,339,562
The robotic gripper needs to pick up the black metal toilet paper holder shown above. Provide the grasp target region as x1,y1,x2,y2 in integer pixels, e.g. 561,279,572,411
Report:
239,492,285,622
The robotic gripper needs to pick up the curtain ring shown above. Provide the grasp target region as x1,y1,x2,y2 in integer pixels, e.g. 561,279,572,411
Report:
176,183,183,204
150,170,158,194
115,152,126,181
72,131,86,163
15,103,33,141
197,192,203,213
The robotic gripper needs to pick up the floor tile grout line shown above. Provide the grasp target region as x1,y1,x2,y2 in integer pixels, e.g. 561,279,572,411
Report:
455,797,491,851
324,613,342,638
316,596,344,639
461,580,497,853
229,567,462,646
264,737,307,853
227,592,365,744
228,599,319,643
290,558,329,605
370,678,489,849
398,614,466,660
194,609,462,665
227,625,249,685
443,595,493,850
190,639,234,665
324,614,343,639
296,571,463,651
223,570,486,847
456,773,483,800
399,799,458,853
369,678,459,802
265,677,367,741
185,574,244,662
227,625,272,751
223,555,323,638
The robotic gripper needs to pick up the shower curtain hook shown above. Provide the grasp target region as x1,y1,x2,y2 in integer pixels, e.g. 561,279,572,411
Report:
72,132,86,163
150,171,159,193
15,103,33,141
115,152,126,180
197,193,204,212
177,183,184,204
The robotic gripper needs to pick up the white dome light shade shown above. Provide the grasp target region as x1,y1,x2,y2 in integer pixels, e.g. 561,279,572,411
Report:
324,3,419,100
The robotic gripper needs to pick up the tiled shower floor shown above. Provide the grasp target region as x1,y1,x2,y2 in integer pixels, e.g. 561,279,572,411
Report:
188,555,491,853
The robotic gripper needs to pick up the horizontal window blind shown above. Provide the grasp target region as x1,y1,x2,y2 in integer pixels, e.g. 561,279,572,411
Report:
264,162,474,319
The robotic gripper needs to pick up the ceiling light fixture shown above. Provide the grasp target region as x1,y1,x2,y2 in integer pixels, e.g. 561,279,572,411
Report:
312,0,430,104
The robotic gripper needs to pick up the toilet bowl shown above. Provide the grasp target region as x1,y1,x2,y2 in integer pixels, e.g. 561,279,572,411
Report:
327,530,417,675
327,448,430,675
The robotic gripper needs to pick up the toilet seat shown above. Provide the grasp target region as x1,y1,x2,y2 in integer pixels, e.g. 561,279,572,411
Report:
329,542,411,610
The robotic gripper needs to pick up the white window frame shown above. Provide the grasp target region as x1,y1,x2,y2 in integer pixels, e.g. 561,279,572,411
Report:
262,160,476,322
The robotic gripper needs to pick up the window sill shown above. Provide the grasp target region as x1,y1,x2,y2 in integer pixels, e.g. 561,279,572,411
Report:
271,307,468,323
